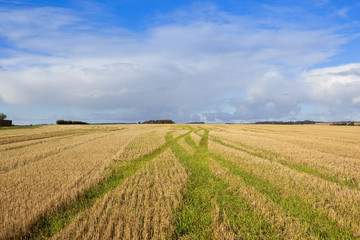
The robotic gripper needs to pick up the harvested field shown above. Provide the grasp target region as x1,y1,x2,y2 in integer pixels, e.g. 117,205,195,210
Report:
177,138,196,155
54,149,188,239
190,132,202,146
1,124,360,239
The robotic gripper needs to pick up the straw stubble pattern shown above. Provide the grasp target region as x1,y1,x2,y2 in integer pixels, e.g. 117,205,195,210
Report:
209,158,308,239
0,125,170,239
0,129,130,239
208,125,360,238
54,149,188,239
1,124,360,239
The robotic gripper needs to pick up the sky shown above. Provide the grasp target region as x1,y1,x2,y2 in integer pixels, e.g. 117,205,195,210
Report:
0,0,360,124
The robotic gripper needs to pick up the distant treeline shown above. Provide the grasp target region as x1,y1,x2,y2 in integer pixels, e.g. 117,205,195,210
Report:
255,120,315,125
187,122,205,124
140,120,175,124
331,122,355,126
56,120,89,125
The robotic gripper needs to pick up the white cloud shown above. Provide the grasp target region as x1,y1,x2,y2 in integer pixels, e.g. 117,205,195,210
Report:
304,63,360,104
0,5,355,122
303,63,360,120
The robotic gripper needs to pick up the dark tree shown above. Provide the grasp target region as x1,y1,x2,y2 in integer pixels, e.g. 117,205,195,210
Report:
56,120,88,125
141,119,175,124
0,113,7,121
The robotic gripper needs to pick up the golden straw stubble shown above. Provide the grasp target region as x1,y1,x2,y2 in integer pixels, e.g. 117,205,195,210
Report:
54,149,188,240
0,126,137,239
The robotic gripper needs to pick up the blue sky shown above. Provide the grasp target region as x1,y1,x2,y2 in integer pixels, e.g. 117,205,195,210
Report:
0,0,360,124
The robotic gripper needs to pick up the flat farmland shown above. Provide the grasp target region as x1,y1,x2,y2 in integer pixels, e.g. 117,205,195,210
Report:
1,124,360,239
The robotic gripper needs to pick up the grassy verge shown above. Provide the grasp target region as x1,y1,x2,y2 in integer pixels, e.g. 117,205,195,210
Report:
0,125,43,130
23,130,192,239
210,136,359,190
210,151,355,239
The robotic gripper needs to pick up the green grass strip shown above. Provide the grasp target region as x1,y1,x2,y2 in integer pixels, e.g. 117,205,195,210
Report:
24,130,192,239
210,136,359,190
185,134,197,149
0,125,43,130
169,130,282,239
215,186,282,239
210,151,355,239
169,130,216,239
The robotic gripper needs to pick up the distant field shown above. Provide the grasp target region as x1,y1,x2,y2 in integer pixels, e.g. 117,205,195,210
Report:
1,124,360,239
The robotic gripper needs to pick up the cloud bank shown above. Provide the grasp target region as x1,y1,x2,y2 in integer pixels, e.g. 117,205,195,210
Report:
0,4,358,123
